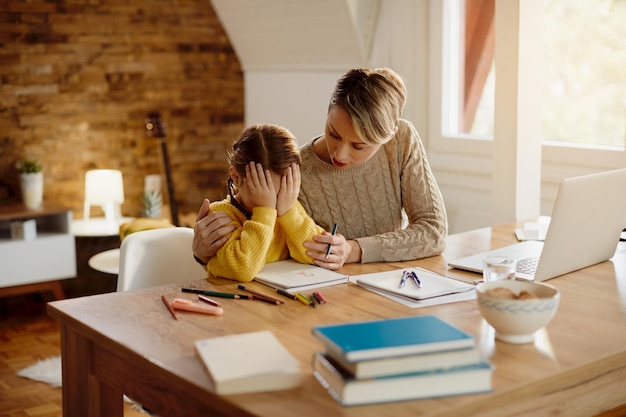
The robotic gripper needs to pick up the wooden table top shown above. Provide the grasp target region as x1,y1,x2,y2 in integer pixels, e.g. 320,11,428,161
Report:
48,223,626,417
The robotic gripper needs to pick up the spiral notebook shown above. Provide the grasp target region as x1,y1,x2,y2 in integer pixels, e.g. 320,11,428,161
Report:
255,259,349,294
355,267,475,302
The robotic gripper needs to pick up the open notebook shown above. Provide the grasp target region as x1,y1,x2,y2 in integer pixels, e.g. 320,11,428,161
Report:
355,268,475,302
254,259,349,294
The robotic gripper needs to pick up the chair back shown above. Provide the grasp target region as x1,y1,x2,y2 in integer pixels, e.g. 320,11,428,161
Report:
117,227,206,292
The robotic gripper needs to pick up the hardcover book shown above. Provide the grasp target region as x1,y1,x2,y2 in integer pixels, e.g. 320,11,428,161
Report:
194,330,302,395
312,352,492,406
312,315,475,362
255,259,348,294
326,344,482,379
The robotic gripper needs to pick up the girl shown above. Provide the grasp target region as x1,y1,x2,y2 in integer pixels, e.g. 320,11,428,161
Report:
207,124,326,282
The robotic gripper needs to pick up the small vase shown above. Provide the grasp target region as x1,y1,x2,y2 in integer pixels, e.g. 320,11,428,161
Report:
20,172,44,209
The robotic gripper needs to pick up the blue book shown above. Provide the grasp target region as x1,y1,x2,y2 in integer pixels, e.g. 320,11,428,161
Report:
312,315,475,362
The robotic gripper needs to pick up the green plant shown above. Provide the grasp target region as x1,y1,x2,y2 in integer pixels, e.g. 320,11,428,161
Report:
141,189,163,218
16,159,42,174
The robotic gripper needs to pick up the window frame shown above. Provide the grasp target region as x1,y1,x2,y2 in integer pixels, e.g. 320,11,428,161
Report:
428,0,626,168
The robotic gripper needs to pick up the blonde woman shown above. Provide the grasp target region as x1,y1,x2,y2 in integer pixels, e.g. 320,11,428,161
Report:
194,68,447,270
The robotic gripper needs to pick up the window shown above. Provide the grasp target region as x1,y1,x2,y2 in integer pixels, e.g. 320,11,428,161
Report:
444,0,626,149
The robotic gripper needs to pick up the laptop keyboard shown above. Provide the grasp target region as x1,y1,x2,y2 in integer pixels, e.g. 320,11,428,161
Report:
517,257,539,275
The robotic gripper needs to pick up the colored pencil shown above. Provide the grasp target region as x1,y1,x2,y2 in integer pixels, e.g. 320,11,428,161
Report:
181,288,252,299
237,285,284,305
161,295,178,320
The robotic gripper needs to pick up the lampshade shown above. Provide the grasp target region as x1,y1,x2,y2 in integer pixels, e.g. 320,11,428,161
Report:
84,169,124,204
83,169,125,222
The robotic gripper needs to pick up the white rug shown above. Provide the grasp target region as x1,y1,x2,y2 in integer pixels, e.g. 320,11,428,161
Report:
17,356,63,388
17,356,152,414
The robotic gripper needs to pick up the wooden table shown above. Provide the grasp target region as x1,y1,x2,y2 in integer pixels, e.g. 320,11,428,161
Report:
47,223,626,417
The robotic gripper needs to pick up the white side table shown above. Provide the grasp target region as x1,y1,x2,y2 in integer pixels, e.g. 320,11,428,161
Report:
88,249,120,275
71,217,134,237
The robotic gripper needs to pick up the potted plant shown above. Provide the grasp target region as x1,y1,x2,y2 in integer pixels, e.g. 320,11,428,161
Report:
16,159,44,209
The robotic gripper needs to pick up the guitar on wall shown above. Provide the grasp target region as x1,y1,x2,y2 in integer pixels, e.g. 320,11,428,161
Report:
145,112,180,226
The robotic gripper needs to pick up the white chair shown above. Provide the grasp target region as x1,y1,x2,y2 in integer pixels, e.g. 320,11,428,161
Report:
117,227,206,292
83,169,125,223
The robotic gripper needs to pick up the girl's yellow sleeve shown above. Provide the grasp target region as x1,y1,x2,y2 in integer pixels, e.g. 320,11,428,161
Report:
277,201,325,264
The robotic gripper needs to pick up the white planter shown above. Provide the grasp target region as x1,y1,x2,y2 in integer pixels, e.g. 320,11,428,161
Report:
20,172,44,209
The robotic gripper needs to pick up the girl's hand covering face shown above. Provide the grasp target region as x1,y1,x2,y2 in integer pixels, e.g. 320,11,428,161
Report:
245,162,277,209
276,163,301,216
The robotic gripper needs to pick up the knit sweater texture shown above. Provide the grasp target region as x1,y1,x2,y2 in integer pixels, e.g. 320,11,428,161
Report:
298,119,448,263
207,198,325,282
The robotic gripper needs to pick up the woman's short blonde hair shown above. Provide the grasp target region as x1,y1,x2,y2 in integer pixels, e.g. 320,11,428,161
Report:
329,67,407,145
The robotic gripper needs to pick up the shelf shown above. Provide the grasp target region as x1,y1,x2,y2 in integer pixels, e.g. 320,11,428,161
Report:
0,203,76,300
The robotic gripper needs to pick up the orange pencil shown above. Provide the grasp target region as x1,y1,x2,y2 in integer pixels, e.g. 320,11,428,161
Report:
161,295,178,320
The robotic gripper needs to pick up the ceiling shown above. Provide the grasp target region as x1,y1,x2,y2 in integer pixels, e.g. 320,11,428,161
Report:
210,0,380,71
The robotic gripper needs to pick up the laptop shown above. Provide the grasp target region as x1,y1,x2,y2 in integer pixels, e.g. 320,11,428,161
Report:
448,168,626,281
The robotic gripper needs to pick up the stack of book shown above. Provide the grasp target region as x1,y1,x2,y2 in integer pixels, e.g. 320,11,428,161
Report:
311,315,492,406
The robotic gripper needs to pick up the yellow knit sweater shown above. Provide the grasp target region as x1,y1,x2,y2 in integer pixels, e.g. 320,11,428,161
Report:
207,197,325,282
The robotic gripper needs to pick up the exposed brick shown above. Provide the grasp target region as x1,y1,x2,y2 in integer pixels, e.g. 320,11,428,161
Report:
0,0,243,219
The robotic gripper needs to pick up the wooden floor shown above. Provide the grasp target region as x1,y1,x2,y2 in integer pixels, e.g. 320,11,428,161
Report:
0,292,146,417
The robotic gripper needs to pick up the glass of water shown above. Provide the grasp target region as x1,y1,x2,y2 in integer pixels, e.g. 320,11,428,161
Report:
483,256,517,282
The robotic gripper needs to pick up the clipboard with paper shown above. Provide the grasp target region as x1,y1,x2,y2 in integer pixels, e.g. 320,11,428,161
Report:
354,267,475,304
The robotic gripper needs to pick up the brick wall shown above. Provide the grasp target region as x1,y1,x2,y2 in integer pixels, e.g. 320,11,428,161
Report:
0,0,244,223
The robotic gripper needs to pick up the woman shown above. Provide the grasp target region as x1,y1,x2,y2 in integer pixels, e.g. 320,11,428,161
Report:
193,67,447,270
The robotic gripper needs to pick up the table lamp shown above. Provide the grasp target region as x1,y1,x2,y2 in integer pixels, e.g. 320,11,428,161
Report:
83,169,125,224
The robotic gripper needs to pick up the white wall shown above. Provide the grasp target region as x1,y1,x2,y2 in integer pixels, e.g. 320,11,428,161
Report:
240,0,626,234
244,1,428,145
244,71,343,145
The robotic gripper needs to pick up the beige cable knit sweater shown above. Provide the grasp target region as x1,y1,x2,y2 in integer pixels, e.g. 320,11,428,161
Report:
298,119,448,263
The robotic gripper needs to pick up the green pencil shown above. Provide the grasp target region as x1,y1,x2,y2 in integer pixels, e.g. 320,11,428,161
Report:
181,288,252,299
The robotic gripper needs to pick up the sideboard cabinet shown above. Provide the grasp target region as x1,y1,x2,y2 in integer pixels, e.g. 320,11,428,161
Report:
0,204,76,299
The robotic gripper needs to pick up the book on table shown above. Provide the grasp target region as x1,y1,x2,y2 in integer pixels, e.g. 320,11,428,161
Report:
194,330,302,395
325,343,482,379
312,352,492,406
254,259,349,294
355,267,475,301
312,315,476,362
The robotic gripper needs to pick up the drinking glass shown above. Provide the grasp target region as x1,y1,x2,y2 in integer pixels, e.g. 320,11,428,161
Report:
483,256,517,282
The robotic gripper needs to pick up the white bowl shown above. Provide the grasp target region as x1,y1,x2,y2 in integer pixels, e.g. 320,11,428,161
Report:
476,280,560,344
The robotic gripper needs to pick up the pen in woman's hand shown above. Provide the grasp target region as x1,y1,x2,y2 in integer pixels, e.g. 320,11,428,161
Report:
325,223,338,258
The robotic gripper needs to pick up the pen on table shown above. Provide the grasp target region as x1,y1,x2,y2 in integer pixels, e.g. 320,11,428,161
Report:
161,295,178,320
399,271,408,288
277,288,297,300
411,271,422,287
181,288,252,300
325,223,338,258
294,292,312,306
198,294,221,306
237,285,284,305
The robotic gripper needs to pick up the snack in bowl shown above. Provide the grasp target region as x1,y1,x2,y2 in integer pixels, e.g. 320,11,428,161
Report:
476,280,560,344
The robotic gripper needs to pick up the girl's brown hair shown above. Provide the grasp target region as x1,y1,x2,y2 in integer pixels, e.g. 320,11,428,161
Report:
228,124,300,177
